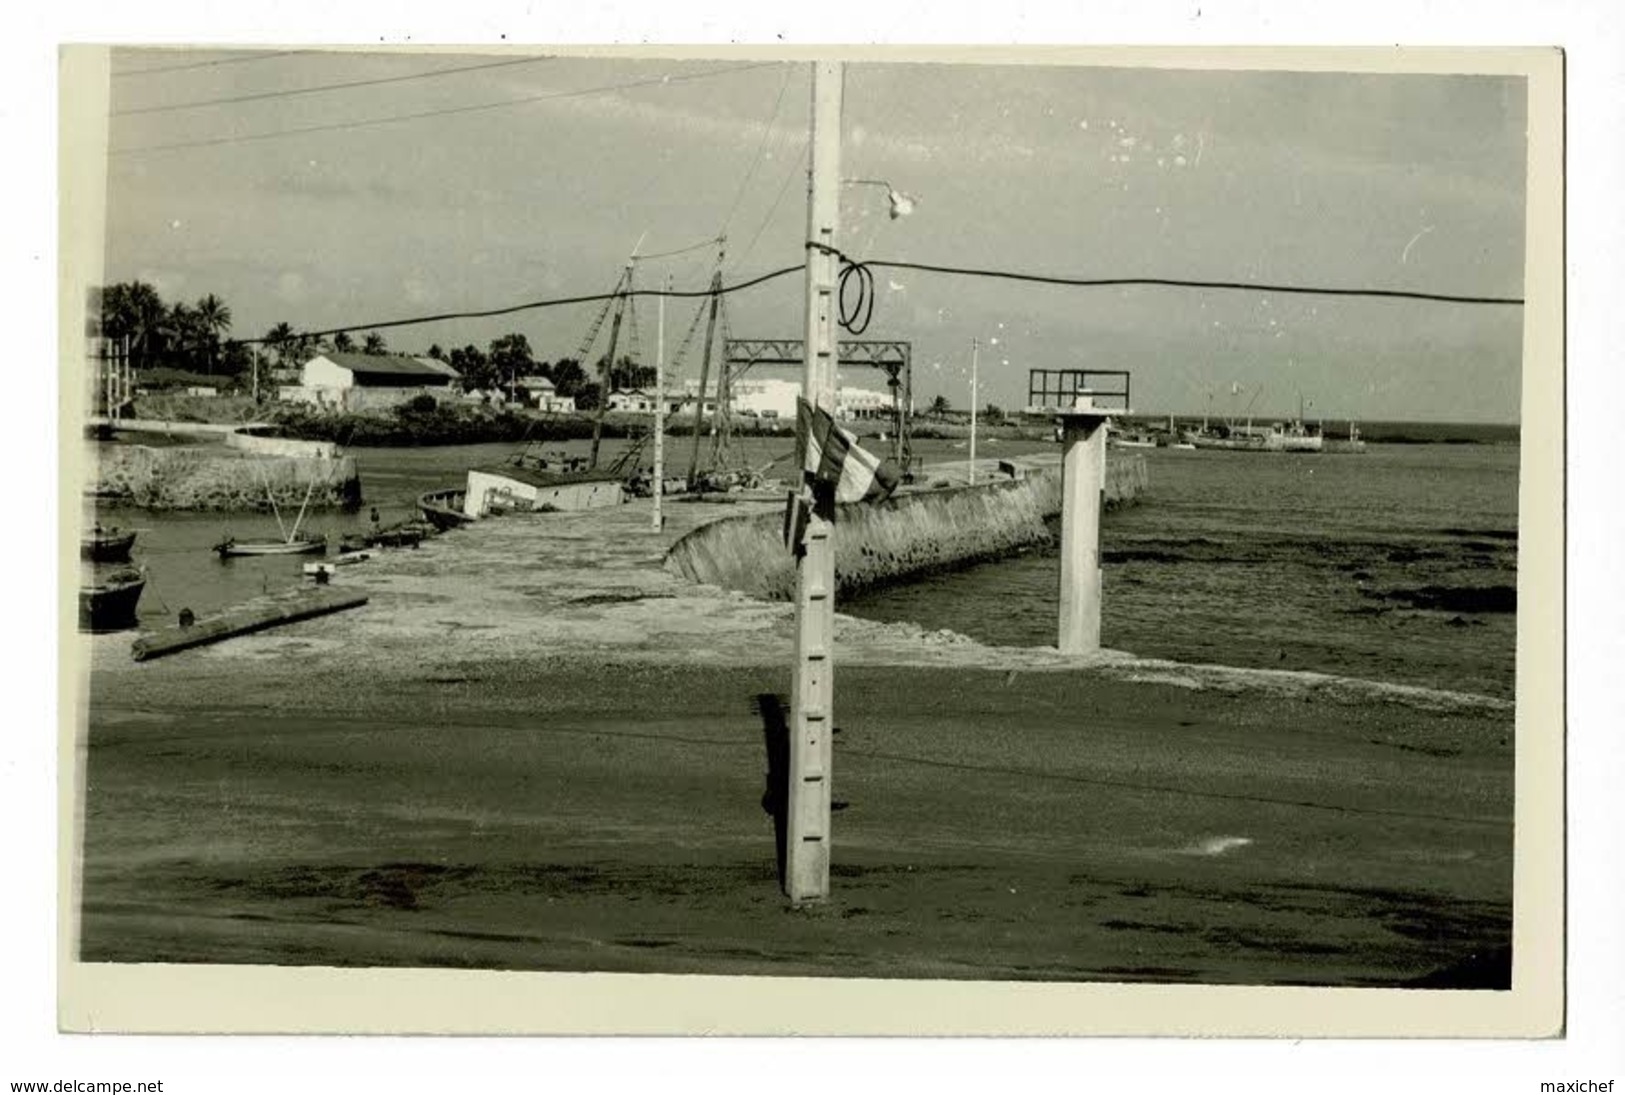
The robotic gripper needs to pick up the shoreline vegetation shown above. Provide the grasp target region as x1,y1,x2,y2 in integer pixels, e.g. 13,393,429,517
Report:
120,393,1521,449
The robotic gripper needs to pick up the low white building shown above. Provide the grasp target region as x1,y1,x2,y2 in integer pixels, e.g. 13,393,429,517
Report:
283,352,460,412
836,384,894,420
607,388,659,414
727,373,892,421
730,376,801,420
514,374,578,413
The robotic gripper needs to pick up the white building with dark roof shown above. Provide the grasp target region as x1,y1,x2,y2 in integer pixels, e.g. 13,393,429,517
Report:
283,352,461,411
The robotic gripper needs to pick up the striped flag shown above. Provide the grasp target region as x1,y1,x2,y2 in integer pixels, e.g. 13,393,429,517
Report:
785,398,901,553
797,397,901,504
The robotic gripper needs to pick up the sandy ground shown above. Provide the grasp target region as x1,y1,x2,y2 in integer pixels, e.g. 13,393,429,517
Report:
73,494,1514,986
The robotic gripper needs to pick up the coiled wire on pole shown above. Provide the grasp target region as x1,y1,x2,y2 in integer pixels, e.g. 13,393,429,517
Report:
835,253,875,335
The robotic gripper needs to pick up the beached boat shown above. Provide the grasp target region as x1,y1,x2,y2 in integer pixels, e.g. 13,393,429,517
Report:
418,488,475,531
339,522,433,553
214,533,327,558
79,567,146,632
80,525,137,563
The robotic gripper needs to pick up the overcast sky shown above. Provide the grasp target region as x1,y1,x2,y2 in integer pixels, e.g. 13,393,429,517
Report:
96,50,1528,422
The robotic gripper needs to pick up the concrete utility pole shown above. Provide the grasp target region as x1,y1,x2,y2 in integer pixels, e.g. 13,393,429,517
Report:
652,274,668,531
786,60,843,904
1056,393,1111,654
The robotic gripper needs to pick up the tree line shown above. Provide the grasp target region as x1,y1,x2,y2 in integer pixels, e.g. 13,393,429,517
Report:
92,280,658,407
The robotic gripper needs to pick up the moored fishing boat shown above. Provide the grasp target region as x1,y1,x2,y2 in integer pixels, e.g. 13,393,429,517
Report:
80,525,137,563
214,533,327,558
79,567,146,632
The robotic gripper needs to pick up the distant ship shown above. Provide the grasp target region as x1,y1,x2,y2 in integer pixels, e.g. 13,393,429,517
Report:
1188,419,1324,453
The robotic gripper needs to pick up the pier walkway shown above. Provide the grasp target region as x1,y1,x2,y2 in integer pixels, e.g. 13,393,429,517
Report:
75,472,1516,1001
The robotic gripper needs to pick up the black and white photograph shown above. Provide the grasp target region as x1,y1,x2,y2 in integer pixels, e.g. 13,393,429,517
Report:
55,43,1565,1039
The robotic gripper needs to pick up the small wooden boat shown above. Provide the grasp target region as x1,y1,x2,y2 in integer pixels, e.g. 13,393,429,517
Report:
81,525,137,563
79,567,146,632
304,552,373,579
418,488,474,531
338,522,431,554
217,457,330,557
214,533,327,558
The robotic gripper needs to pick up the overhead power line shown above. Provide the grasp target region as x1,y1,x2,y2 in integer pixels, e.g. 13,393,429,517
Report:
736,136,809,268
113,55,558,117
717,64,795,238
110,61,783,156
243,246,1522,347
111,49,308,78
808,244,1526,308
243,263,805,344
635,236,726,261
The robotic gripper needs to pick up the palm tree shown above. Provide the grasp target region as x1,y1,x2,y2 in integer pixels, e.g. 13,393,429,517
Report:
194,294,232,375
331,331,355,353
264,322,296,369
162,302,201,371
928,394,951,417
362,331,388,356
99,281,168,368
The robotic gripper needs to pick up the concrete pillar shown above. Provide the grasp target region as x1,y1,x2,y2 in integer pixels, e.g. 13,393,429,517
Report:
1057,400,1109,655
786,60,842,904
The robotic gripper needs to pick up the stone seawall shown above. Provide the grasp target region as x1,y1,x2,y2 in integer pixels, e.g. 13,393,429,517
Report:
667,454,1147,600
224,432,341,459
90,445,362,511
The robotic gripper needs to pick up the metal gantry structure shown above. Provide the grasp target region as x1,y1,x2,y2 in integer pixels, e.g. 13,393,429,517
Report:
1026,368,1132,415
721,337,914,471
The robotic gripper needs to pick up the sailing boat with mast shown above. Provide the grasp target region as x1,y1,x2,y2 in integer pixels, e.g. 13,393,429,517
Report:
213,460,327,557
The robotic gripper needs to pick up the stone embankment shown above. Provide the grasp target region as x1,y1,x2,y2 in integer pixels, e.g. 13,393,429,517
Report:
666,453,1147,599
90,442,361,511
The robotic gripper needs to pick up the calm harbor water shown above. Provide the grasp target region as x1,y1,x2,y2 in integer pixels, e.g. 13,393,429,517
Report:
845,443,1520,699
89,435,1518,699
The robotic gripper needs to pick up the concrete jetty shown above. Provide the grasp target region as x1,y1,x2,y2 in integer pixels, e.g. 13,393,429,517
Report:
76,467,1514,993
669,453,1147,600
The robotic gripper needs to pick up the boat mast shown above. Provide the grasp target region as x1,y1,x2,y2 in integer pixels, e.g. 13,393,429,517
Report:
685,247,725,489
587,260,633,470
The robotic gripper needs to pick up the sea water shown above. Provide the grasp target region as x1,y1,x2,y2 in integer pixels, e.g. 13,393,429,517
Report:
843,443,1519,700
90,435,1518,700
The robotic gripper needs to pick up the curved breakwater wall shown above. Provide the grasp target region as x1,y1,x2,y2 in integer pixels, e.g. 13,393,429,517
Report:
90,445,362,511
667,454,1147,600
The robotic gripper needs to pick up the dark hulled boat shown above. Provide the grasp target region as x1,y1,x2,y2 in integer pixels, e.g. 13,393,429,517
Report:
79,568,146,632
80,525,137,563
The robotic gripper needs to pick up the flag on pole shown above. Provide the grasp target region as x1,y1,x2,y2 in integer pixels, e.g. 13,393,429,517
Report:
785,397,901,553
797,397,901,504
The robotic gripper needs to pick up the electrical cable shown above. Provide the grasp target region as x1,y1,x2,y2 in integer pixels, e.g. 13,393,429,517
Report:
112,50,308,78
716,64,794,238
240,244,1523,347
242,263,805,345
806,242,1524,307
636,236,725,261
836,258,876,335
110,61,782,156
113,56,558,117
736,136,809,269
